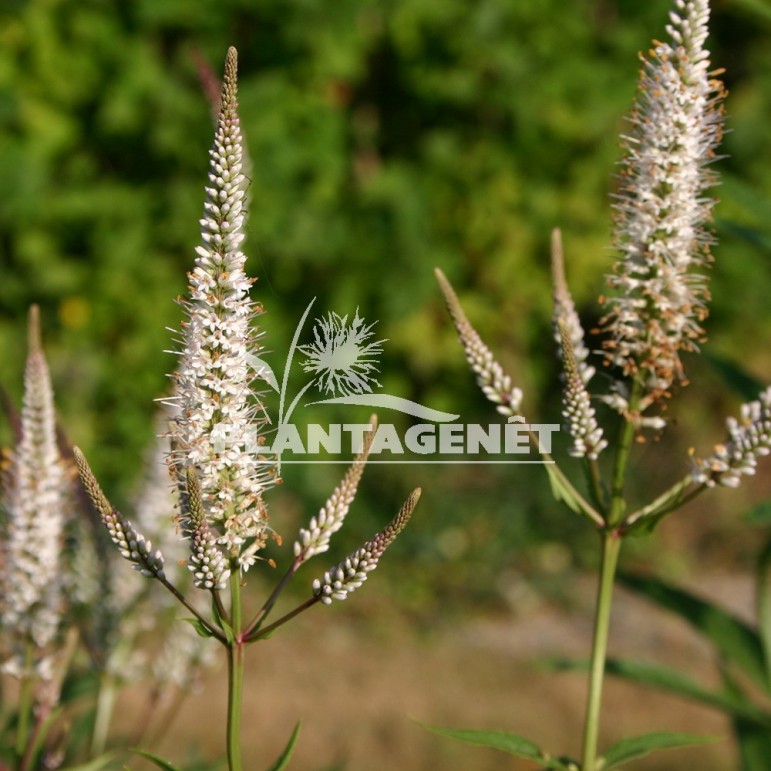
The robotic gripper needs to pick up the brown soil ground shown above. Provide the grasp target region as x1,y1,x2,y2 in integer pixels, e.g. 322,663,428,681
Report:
115,570,758,771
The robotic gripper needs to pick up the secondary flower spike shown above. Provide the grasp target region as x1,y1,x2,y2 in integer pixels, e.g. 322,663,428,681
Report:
551,228,594,385
313,488,420,604
1,307,69,678
166,47,279,574
692,387,771,488
601,0,725,405
435,268,523,416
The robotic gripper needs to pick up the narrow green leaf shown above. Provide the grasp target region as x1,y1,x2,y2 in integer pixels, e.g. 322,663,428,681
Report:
417,723,571,769
543,462,602,526
722,661,771,771
61,754,118,771
547,656,771,727
604,659,771,728
600,732,719,769
182,616,215,639
128,749,183,771
757,536,771,689
211,595,235,645
267,721,301,771
734,717,771,771
620,572,768,692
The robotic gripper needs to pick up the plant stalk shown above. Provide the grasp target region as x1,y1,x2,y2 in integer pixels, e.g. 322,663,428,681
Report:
15,644,34,766
581,530,622,771
226,571,245,771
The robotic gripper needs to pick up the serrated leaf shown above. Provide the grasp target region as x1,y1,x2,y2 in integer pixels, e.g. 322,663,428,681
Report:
620,572,768,692
128,749,182,771
600,732,719,769
417,723,571,769
267,721,301,771
182,616,215,639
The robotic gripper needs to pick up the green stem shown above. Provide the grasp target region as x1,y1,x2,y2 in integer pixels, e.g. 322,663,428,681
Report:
91,672,118,758
246,597,320,643
581,530,622,771
243,556,302,639
226,571,244,771
15,645,34,765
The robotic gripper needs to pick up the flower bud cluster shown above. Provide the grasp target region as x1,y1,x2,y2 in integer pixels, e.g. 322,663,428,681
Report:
692,388,771,488
559,323,607,460
551,229,594,385
435,269,523,416
75,449,165,579
313,489,420,604
294,420,376,564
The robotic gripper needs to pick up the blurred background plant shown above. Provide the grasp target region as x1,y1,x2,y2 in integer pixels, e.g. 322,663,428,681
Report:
0,315,219,769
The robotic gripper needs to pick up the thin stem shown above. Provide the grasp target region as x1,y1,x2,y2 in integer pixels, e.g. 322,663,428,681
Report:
247,597,320,643
15,644,33,764
157,576,226,644
243,556,301,639
607,381,642,527
528,429,604,527
581,530,622,771
91,672,118,758
624,477,705,529
586,457,607,516
226,571,244,771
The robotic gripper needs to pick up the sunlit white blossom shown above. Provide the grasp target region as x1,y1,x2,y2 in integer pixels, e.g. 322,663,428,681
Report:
166,47,278,574
602,0,725,403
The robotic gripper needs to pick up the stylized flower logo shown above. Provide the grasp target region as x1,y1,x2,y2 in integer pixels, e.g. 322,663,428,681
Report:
299,310,385,397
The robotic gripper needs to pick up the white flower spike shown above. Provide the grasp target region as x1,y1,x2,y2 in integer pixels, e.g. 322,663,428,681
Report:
602,0,725,404
167,46,279,574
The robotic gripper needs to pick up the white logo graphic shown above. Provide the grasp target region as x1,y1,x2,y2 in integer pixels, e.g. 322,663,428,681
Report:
248,298,557,464
299,309,383,397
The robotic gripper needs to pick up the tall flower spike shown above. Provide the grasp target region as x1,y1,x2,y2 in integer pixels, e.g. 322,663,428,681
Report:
551,228,594,385
692,387,771,488
435,268,523,416
1,307,68,678
74,448,165,580
559,321,607,460
601,0,725,404
294,416,378,564
167,47,279,573
313,488,420,605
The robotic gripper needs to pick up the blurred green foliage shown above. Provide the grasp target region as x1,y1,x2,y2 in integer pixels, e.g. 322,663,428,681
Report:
2,0,771,611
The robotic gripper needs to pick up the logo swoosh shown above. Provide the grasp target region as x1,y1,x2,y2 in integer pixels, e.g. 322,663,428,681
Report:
306,394,459,422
